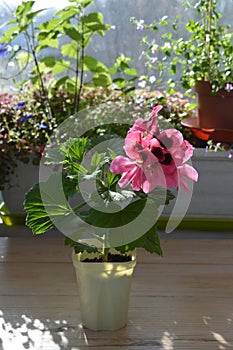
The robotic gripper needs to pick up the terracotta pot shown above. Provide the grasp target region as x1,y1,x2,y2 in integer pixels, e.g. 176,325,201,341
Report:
72,243,136,331
195,81,233,130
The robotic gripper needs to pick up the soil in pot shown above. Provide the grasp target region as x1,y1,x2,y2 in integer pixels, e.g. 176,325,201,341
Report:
82,253,132,262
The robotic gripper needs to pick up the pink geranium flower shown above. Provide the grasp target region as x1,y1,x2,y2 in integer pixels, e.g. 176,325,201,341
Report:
129,104,162,136
110,105,198,193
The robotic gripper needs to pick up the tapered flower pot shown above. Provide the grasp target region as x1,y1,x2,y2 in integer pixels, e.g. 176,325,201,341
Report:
195,81,233,130
72,247,136,331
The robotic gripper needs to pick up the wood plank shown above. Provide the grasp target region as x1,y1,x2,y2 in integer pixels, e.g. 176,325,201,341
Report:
1,237,233,264
0,306,232,349
0,296,232,339
0,236,233,349
138,239,233,264
1,261,233,297
0,237,71,263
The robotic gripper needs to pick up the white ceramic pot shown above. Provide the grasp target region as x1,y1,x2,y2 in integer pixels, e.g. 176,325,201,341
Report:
72,247,136,331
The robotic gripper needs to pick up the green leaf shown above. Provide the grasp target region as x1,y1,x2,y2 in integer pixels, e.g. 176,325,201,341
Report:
124,68,138,76
90,152,106,172
93,72,112,87
83,55,99,71
64,27,82,42
41,56,56,68
67,0,93,6
142,186,175,206
82,198,147,228
106,171,120,188
82,12,110,35
101,189,135,203
54,76,69,89
113,78,126,89
37,36,59,49
37,19,61,32
60,138,89,162
123,87,136,94
27,9,46,21
52,60,71,75
159,16,168,26
61,42,78,59
24,174,79,234
84,56,111,86
108,148,117,160
116,224,162,256
165,189,176,205
1,26,20,43
82,0,93,7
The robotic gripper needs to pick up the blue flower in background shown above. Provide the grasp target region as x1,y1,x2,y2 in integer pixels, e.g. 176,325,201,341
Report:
20,114,33,122
0,43,8,57
37,121,49,129
15,101,26,108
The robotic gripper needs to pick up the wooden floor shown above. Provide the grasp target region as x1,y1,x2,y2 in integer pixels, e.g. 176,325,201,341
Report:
0,232,233,350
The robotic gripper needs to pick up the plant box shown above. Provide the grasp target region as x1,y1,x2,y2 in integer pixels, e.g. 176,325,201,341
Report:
162,148,233,220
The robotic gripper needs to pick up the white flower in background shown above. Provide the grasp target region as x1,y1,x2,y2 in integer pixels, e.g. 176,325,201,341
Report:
137,19,144,31
151,57,158,64
135,95,146,106
163,42,171,50
149,75,156,84
151,42,158,54
7,61,15,67
225,83,233,92
138,75,147,88
13,45,19,51
138,80,147,88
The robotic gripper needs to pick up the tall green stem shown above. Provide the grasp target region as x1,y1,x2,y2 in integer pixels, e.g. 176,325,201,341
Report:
75,19,85,114
26,26,53,120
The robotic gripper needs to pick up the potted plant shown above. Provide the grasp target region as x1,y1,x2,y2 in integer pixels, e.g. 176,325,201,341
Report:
132,0,233,140
24,104,198,330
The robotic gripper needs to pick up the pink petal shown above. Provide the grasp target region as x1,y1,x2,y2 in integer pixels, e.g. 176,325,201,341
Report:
177,164,199,193
131,168,145,191
110,156,136,174
141,150,167,192
129,105,162,135
124,130,143,160
158,129,194,166
118,166,139,188
179,164,198,182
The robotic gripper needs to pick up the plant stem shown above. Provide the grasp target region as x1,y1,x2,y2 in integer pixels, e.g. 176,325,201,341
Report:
26,27,53,121
75,19,85,114
74,15,80,114
102,247,110,262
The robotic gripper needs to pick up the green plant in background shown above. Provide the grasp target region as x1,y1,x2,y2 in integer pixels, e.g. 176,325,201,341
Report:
1,0,112,114
109,54,138,96
132,0,233,94
0,0,125,190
